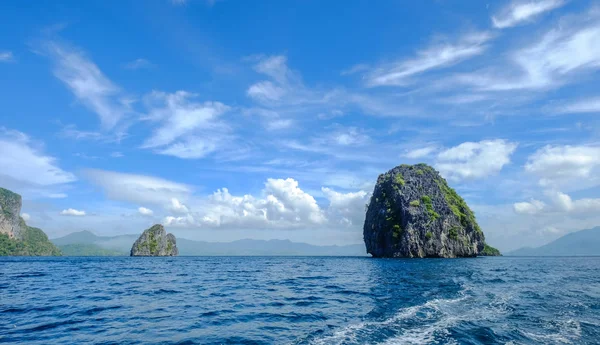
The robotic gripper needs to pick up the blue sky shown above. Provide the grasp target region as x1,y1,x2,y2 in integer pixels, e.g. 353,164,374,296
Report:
1,0,600,251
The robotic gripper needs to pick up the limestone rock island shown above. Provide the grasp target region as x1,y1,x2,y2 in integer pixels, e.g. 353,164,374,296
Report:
0,187,61,256
130,224,178,256
363,164,499,258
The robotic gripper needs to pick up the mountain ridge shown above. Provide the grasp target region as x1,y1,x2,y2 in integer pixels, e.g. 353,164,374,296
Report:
506,227,600,256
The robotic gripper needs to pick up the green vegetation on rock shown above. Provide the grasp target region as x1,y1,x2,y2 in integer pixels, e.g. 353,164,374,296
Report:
0,227,61,256
480,244,501,256
435,179,482,234
410,200,420,207
58,244,125,256
421,195,440,221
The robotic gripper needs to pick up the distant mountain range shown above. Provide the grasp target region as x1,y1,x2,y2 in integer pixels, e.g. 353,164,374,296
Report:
51,231,367,256
506,227,600,256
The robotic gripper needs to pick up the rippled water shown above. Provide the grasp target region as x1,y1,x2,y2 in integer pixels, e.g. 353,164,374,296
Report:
1,256,599,344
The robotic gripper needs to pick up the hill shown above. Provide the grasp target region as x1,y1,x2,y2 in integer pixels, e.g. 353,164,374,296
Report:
506,227,600,256
51,231,367,256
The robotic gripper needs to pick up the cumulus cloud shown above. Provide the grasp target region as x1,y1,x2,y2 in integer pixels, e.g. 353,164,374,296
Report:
514,191,600,215
169,198,189,213
21,213,31,221
0,128,75,187
322,187,369,226
436,139,518,180
557,97,600,114
365,32,493,87
492,0,566,29
138,207,154,216
60,208,86,216
85,169,191,205
141,91,231,159
513,199,546,214
525,145,600,187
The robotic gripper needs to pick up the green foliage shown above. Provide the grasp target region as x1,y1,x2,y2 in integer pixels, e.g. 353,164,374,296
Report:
410,200,420,207
392,224,402,240
425,231,433,240
149,231,158,254
416,169,424,176
421,195,439,221
449,226,460,240
0,227,62,256
394,173,405,186
435,179,482,234
59,244,126,256
480,244,501,256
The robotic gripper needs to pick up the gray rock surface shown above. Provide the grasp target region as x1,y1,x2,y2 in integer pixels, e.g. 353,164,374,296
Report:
0,187,25,240
130,224,178,256
363,164,487,258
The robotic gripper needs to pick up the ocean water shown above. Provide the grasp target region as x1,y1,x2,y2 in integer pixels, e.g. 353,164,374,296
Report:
1,257,599,345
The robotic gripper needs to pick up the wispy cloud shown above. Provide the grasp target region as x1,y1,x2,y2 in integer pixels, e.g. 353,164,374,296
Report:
45,41,130,128
0,128,75,187
492,0,566,29
141,91,231,159
124,58,155,70
0,51,14,62
364,32,493,87
453,12,600,91
557,97,600,114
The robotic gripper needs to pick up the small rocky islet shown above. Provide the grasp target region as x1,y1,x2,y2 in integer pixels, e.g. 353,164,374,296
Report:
363,163,500,258
130,224,178,256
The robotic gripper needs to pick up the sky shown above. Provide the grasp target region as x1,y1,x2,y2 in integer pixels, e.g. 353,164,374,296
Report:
1,0,600,252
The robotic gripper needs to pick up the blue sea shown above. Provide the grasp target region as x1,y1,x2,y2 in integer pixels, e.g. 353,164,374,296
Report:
1,257,599,344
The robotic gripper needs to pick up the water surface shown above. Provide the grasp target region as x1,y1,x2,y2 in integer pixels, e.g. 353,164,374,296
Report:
1,256,599,344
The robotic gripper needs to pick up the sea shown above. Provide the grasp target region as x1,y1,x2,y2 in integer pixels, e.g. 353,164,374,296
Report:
1,256,599,344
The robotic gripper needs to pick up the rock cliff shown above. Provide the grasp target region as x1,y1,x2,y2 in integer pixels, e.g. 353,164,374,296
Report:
130,224,178,256
0,187,25,239
363,164,498,258
0,187,61,256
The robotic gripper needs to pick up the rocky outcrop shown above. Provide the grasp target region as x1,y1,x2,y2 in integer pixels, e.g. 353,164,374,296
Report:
363,164,493,258
0,187,61,256
130,224,178,256
0,187,25,239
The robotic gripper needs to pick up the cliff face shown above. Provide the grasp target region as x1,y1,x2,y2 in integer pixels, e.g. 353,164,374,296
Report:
0,187,61,256
130,224,178,256
363,164,490,258
0,187,25,239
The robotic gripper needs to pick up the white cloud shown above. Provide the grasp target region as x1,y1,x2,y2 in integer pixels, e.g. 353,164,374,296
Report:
514,191,600,215
46,41,128,128
247,81,286,102
21,213,31,221
110,152,124,158
169,198,189,213
404,146,438,159
142,91,231,159
436,139,518,180
513,199,546,214
525,145,600,186
164,214,196,227
455,15,600,91
365,32,492,87
60,208,86,216
557,97,600,114
322,187,369,226
124,58,154,70
85,169,191,205
0,129,75,186
138,207,154,216
0,51,14,62
492,0,565,29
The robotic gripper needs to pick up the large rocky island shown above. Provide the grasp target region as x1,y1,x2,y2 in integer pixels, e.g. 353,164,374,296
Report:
363,164,499,258
0,187,61,256
131,224,179,256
